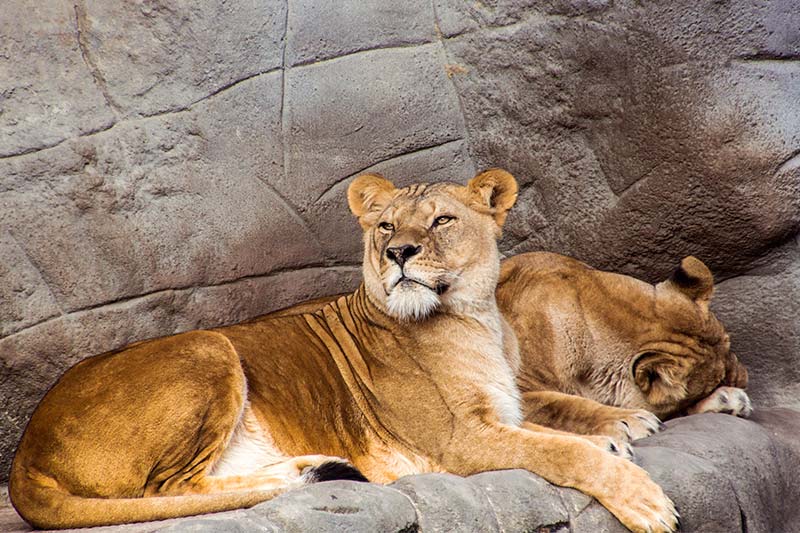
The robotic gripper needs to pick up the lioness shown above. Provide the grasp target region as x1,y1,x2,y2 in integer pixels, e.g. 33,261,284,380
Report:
10,170,678,533
497,252,752,442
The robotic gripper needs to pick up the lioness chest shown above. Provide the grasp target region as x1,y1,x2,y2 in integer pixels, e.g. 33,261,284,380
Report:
423,312,523,427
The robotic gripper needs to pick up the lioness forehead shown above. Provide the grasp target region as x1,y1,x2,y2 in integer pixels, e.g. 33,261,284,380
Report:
384,184,465,224
385,182,465,217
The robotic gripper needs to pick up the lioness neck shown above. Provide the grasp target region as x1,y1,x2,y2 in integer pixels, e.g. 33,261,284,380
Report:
343,284,523,428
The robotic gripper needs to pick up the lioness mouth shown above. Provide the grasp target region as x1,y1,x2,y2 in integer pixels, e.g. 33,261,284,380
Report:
395,276,450,295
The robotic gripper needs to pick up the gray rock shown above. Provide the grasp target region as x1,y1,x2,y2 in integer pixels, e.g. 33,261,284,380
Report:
282,43,466,206
0,71,304,317
440,1,800,281
77,0,286,118
0,230,62,337
633,447,742,533
251,480,418,533
391,472,500,532
282,42,468,261
156,515,279,533
712,238,800,409
0,2,116,158
286,0,436,66
467,469,570,532
568,500,629,533
637,412,800,533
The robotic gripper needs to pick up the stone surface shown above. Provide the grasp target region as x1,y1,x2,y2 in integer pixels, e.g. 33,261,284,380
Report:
637,411,800,533
712,237,800,408
0,2,116,157
391,473,500,532
249,480,418,533
77,0,286,118
1,0,798,494
285,0,435,66
467,469,570,532
4,409,800,532
283,42,468,261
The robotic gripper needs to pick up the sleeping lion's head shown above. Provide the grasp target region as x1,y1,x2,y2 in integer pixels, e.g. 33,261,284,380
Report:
632,256,748,415
347,169,518,320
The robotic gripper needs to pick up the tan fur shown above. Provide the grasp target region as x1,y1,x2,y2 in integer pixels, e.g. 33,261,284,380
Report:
496,252,750,440
10,170,677,533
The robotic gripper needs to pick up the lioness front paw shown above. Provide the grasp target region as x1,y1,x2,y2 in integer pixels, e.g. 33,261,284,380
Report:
688,386,752,418
597,409,663,442
585,435,635,461
599,459,679,533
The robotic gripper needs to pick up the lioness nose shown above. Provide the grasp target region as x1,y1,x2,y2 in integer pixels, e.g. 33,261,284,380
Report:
386,244,421,267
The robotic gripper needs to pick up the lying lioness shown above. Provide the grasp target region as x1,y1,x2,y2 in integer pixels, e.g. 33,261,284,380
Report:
10,170,678,533
496,252,752,442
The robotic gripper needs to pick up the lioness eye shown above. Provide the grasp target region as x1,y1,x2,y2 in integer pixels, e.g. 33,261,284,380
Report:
378,221,394,232
432,215,455,228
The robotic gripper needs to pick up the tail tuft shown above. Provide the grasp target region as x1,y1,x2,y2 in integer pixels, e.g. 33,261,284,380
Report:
304,461,369,483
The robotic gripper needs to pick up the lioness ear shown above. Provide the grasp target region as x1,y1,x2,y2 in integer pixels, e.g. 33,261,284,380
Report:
633,352,690,407
467,168,518,227
347,173,397,228
662,256,714,311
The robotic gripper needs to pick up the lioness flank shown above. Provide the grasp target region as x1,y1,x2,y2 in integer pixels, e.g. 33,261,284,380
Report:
10,170,678,533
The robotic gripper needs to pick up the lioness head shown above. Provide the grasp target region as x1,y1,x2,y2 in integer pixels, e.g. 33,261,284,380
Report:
347,169,518,320
632,256,748,415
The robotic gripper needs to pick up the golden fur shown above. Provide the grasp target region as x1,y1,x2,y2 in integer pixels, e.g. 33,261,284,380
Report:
10,170,678,533
496,252,751,441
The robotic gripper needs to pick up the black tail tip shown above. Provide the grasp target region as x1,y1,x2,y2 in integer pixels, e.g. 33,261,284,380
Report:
305,461,369,483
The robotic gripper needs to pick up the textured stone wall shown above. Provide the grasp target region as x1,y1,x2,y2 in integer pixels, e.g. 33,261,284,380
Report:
1,0,798,482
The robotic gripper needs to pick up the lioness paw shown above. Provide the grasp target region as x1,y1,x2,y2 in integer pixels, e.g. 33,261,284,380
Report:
584,435,635,460
601,460,679,533
598,410,663,442
689,386,752,418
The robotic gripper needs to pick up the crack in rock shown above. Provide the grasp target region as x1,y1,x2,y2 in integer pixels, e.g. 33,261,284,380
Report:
0,263,360,342
74,1,122,117
310,505,360,515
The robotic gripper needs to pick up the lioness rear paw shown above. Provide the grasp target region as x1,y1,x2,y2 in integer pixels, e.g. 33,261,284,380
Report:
689,386,752,418
599,410,663,442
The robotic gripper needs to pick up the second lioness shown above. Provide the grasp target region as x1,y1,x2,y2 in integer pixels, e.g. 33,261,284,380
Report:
10,170,677,533
498,252,751,442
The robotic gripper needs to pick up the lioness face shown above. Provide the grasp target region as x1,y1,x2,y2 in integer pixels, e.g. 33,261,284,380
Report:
348,170,518,320
631,256,748,416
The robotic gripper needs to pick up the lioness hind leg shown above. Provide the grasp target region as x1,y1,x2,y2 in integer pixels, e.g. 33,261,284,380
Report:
522,390,663,442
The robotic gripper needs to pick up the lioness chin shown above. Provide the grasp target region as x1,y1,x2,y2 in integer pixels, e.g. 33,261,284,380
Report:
10,169,678,533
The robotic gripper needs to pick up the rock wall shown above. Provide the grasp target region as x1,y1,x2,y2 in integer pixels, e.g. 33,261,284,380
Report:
1,0,798,481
